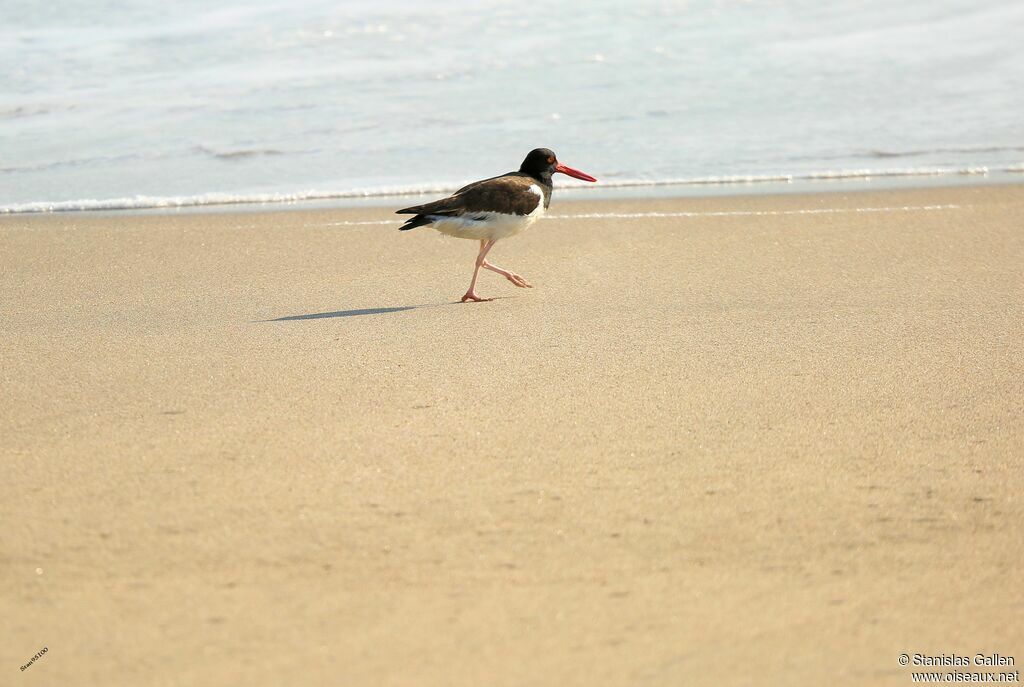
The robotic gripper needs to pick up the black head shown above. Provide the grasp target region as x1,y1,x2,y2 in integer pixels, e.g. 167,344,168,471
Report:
519,148,597,184
519,148,559,180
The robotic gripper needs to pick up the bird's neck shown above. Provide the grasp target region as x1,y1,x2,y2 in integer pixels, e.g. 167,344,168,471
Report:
519,164,552,184
533,173,554,208
525,170,553,188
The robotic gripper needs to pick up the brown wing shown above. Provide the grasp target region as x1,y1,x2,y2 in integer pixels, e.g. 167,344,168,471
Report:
397,173,541,217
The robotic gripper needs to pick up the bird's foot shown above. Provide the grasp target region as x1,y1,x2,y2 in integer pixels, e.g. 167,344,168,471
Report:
504,272,532,288
461,291,493,303
482,260,532,288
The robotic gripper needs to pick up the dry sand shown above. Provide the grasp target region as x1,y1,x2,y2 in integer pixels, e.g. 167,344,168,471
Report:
2,184,1022,686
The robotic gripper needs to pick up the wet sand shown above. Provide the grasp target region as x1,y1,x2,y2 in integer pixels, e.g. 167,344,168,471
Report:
2,184,1022,686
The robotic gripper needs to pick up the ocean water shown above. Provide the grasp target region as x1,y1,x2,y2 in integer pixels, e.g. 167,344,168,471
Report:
2,0,1022,213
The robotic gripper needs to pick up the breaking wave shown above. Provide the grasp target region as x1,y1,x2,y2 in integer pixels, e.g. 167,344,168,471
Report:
1,164,1020,214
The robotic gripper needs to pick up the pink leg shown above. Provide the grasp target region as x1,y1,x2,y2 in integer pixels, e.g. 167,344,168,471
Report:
482,259,532,288
461,240,497,302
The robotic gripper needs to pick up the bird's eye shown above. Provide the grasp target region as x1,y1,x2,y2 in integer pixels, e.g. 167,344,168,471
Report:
547,156,555,164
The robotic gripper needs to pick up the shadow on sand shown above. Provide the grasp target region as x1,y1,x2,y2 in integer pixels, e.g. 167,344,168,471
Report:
265,306,421,321
262,296,517,322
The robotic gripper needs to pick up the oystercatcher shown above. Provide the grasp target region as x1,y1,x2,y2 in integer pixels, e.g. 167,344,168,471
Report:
397,148,597,302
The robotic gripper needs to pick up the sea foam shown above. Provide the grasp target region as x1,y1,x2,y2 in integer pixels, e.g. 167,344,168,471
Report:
0,166,1016,215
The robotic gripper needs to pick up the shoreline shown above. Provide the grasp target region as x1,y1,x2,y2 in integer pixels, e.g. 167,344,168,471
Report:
3,184,1022,686
3,168,1022,217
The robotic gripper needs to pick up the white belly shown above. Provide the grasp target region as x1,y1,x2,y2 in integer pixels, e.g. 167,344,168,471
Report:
430,211,542,240
429,183,546,240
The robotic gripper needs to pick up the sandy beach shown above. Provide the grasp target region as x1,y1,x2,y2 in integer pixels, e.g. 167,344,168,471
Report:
2,183,1022,686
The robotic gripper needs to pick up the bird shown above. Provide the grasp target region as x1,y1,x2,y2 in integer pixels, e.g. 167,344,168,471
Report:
396,148,597,302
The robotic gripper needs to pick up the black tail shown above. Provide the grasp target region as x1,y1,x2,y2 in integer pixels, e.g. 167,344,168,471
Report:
399,214,433,231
